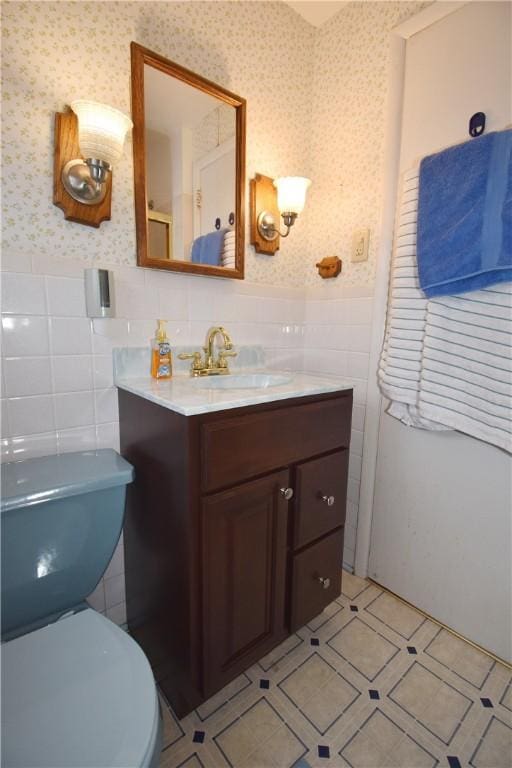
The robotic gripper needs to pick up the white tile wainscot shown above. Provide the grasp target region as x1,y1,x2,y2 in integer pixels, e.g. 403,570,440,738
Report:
1,254,372,619
302,282,374,571
0,256,306,625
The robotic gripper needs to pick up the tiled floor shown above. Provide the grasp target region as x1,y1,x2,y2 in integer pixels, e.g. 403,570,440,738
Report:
158,572,512,768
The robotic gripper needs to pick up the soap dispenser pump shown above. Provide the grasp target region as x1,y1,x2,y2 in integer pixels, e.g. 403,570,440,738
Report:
151,319,172,379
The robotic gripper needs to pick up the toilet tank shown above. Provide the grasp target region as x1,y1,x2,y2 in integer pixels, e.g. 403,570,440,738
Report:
1,450,134,639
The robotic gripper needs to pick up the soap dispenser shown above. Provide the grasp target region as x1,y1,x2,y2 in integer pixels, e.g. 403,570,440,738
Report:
151,319,172,379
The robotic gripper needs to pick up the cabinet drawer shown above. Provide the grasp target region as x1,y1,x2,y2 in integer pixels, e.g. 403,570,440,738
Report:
294,450,348,549
290,529,344,632
201,394,352,492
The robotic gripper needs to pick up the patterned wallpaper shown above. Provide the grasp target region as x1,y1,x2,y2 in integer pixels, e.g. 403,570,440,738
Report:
304,0,431,286
1,0,429,288
1,0,314,287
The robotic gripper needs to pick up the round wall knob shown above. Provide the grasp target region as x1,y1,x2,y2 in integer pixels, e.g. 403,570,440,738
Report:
318,576,331,590
321,494,335,507
280,487,294,500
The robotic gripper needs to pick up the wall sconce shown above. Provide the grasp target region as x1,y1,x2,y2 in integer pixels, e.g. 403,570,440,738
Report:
53,101,132,228
250,174,311,255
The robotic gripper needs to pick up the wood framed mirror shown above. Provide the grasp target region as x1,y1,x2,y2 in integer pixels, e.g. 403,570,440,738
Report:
131,43,246,279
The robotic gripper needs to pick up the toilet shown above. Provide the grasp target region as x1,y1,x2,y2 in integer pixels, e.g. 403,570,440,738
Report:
1,449,162,768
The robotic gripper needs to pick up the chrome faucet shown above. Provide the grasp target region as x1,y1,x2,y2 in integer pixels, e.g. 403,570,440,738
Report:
178,326,237,376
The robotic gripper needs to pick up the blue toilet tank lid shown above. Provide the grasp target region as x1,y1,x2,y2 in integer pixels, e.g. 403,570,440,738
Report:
1,450,134,513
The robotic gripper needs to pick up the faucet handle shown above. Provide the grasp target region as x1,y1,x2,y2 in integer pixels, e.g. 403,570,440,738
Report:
178,351,203,371
218,350,237,369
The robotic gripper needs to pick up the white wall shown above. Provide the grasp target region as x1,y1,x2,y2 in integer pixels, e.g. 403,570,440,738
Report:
0,0,430,623
299,0,431,569
146,129,173,213
368,1,512,662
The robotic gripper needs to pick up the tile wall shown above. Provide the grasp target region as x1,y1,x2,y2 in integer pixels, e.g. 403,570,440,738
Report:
0,256,305,624
302,283,374,570
0,255,373,620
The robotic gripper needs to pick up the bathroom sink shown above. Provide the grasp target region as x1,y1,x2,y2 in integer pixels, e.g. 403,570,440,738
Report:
194,373,292,390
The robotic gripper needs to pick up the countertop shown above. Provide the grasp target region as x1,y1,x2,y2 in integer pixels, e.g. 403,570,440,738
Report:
113,346,352,416
115,371,352,416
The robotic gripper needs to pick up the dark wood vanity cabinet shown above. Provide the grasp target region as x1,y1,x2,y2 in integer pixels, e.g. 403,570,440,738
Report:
119,387,352,717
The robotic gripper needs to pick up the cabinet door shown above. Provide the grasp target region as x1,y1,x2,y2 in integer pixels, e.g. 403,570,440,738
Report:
202,470,290,695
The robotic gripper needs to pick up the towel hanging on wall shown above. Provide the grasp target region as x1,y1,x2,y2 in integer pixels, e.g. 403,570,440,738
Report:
417,129,512,298
378,167,447,430
379,165,512,453
417,286,512,450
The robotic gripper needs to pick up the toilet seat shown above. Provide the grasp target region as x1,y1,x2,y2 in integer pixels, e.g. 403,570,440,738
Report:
1,609,161,768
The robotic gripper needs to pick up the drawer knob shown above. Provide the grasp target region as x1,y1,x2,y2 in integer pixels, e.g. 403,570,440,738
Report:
318,576,331,590
280,487,294,500
321,494,335,507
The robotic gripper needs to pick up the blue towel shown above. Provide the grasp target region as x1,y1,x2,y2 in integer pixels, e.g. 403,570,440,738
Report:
191,235,204,264
417,129,512,298
199,228,228,266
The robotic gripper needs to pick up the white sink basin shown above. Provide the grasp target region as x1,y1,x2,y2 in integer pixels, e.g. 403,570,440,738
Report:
195,373,292,390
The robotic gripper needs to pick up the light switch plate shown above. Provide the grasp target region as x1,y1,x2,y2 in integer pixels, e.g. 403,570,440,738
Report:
351,228,370,262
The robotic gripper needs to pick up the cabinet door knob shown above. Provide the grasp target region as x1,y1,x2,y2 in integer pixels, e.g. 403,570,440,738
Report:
321,494,335,507
280,487,294,500
318,576,331,589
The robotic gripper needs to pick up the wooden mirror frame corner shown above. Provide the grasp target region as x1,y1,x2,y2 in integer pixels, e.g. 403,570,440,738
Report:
130,42,246,279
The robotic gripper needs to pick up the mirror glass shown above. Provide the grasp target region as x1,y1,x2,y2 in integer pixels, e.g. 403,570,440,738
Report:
131,43,246,278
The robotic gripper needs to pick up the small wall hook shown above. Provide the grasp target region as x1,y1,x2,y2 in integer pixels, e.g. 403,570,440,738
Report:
316,255,342,279
469,112,486,138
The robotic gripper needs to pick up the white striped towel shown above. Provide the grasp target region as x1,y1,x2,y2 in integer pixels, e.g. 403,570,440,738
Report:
379,166,512,452
378,168,442,429
419,288,512,451
221,230,236,267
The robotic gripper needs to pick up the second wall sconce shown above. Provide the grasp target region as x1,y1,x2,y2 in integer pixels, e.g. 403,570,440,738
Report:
250,174,311,255
53,100,132,228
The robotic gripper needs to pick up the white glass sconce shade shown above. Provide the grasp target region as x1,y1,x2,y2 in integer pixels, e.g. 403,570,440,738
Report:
273,176,311,214
61,101,133,208
71,100,133,168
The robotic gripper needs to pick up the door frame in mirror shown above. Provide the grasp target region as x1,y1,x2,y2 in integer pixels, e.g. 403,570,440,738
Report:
131,42,246,279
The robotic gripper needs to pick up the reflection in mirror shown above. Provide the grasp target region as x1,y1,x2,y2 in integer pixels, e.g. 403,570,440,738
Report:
131,43,246,279
144,66,236,263
148,209,172,260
